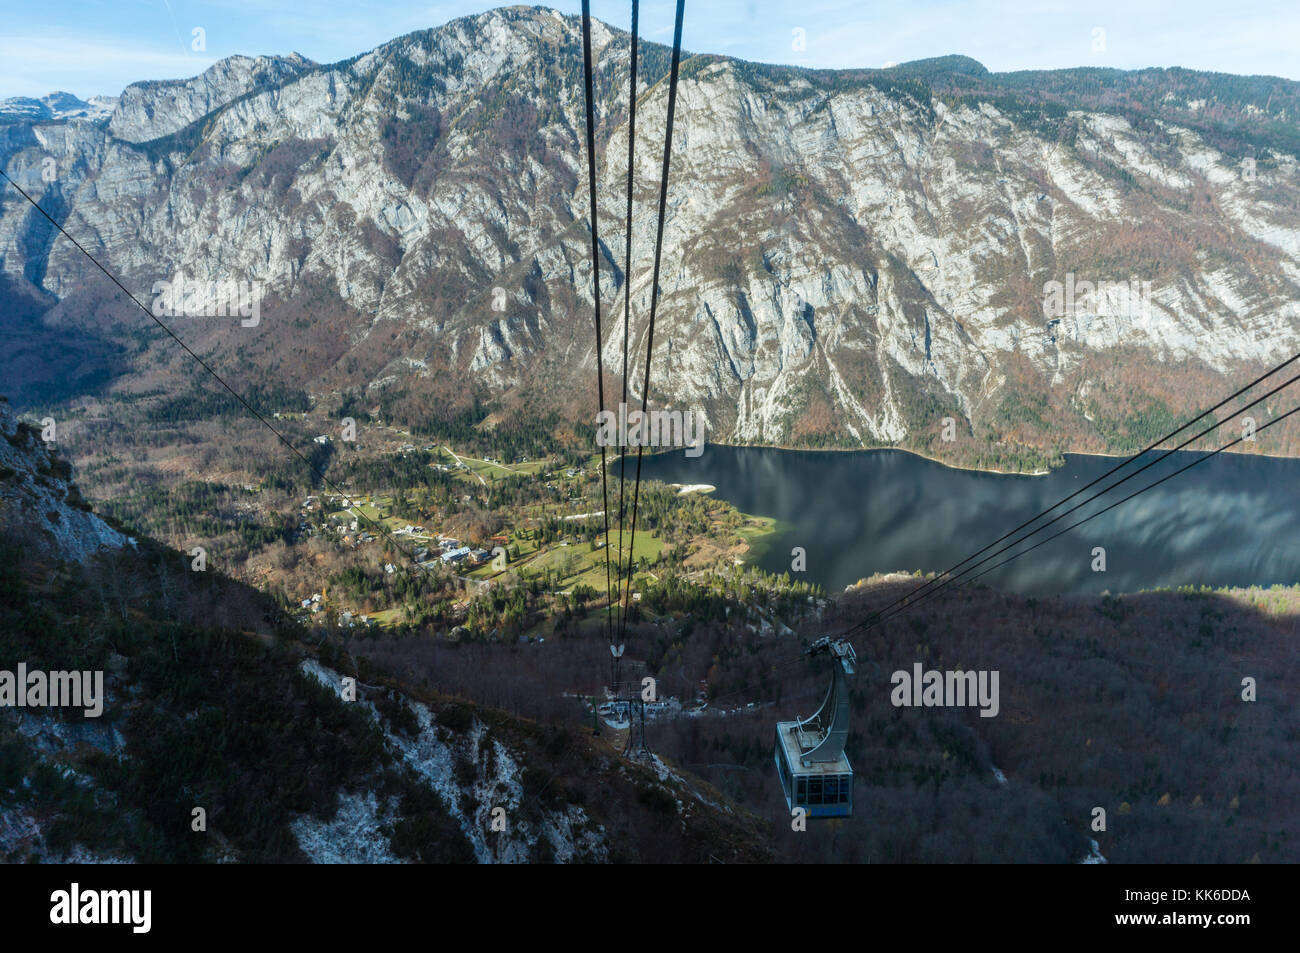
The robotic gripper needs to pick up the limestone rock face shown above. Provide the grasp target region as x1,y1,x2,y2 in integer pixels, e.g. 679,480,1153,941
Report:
107,53,315,143
0,400,126,562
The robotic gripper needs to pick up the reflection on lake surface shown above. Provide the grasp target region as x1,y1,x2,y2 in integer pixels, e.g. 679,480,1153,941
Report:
637,445,1300,595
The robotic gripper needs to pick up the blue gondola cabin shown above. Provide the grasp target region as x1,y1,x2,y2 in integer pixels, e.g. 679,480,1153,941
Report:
773,637,856,818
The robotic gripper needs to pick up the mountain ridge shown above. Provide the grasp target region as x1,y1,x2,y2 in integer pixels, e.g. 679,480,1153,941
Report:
2,5,1299,473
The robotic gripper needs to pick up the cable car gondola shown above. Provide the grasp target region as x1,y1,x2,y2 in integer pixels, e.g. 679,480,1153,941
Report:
773,637,856,818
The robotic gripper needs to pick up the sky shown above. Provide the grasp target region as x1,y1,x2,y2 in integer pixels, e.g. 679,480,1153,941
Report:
2,0,1298,101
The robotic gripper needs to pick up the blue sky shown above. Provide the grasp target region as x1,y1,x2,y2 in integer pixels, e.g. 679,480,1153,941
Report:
3,1,1298,100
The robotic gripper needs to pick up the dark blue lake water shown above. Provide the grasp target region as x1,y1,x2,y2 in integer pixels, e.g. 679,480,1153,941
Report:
638,445,1300,595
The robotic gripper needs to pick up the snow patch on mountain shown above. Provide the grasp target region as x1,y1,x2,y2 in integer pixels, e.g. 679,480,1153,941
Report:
297,658,608,864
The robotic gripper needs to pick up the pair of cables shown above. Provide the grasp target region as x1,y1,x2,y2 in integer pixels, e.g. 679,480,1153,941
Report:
579,0,686,682
703,345,1300,711
0,168,439,584
842,350,1300,638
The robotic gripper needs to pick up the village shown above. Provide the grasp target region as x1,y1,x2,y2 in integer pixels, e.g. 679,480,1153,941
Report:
280,420,685,634
74,404,809,647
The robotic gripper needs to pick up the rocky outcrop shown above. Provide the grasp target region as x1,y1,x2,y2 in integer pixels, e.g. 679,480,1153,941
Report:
0,398,126,562
106,53,314,142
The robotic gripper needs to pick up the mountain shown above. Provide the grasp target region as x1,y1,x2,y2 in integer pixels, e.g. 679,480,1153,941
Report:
2,5,1300,468
0,92,117,125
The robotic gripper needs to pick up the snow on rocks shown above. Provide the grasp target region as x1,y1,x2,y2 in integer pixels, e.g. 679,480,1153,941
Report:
295,659,608,864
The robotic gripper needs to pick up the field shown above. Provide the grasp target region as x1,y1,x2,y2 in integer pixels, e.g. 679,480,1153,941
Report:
465,527,666,593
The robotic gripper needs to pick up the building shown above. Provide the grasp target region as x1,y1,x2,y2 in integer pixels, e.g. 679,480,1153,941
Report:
440,546,471,565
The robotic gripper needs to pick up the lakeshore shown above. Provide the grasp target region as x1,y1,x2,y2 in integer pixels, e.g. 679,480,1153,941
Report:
637,443,1300,595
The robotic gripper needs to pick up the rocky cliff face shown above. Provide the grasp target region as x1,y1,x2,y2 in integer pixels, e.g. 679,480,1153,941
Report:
2,6,1299,457
0,398,126,562
106,53,315,143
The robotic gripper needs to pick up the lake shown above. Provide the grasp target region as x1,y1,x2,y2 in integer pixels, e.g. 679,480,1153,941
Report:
637,445,1300,595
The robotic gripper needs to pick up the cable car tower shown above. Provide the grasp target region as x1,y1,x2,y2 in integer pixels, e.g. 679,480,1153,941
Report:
773,636,856,818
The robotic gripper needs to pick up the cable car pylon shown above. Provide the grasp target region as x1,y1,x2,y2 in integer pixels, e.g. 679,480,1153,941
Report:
773,636,856,818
